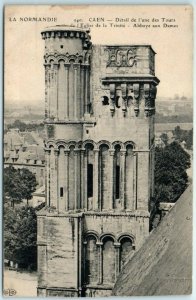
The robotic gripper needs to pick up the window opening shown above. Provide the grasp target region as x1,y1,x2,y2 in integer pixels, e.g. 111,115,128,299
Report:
87,163,93,197
116,165,120,199
60,187,64,197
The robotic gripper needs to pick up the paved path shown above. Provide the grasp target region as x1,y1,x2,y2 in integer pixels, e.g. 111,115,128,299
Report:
3,269,37,297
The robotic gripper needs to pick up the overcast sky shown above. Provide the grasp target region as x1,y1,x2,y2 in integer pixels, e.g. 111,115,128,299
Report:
4,5,193,106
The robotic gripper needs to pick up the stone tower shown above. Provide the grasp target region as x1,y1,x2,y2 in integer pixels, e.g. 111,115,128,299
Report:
37,25,159,297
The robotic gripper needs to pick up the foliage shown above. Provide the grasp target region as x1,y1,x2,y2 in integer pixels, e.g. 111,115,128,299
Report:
4,205,37,270
4,166,37,207
159,133,168,146
6,119,44,133
155,113,193,124
155,141,190,203
172,126,193,150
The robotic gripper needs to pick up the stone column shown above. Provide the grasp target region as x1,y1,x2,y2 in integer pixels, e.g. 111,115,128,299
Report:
84,150,88,210
53,63,59,120
48,66,51,118
93,148,99,210
74,149,79,210
83,241,87,284
80,149,85,209
85,66,88,113
151,146,155,198
109,150,115,210
114,242,121,279
97,242,103,284
54,149,59,209
133,152,138,210
120,150,126,210
64,149,69,211
44,64,50,120
77,63,81,119
45,148,51,206
73,64,78,119
81,65,85,116
64,63,70,119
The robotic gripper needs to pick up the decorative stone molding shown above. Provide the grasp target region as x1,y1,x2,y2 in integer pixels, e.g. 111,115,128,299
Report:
121,83,127,116
41,27,92,49
133,83,140,117
109,83,116,116
45,139,137,152
144,83,157,116
105,46,137,67
109,150,115,156
44,52,90,65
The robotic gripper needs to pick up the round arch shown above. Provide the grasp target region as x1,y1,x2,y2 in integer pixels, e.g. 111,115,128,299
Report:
83,230,99,243
47,139,56,149
112,141,124,150
83,139,96,149
56,140,67,150
67,140,77,149
117,233,135,244
100,233,116,243
97,140,111,149
124,141,136,149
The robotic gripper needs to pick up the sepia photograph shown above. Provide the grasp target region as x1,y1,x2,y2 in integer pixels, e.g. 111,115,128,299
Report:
3,4,193,297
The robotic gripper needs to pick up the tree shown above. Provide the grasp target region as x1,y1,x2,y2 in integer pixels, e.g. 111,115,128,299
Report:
155,141,190,203
19,168,37,205
172,126,193,150
4,166,23,207
160,132,168,146
4,205,37,270
4,166,37,207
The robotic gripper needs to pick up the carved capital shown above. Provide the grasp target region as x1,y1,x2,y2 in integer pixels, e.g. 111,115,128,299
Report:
96,241,103,246
133,83,140,100
121,83,127,100
44,148,51,155
110,83,116,101
53,63,59,69
144,84,157,116
120,150,127,156
114,242,121,248
109,150,115,156
134,107,140,117
94,148,100,154
64,150,70,156
64,63,70,68
54,149,59,156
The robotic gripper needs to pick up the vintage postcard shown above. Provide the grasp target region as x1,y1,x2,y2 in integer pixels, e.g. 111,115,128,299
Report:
3,5,193,297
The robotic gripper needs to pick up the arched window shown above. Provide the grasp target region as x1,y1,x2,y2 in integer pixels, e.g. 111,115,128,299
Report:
85,236,98,284
120,237,134,270
87,163,93,197
102,237,115,284
85,143,94,210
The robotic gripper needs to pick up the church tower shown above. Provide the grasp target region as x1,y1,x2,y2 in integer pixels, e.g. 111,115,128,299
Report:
37,25,159,297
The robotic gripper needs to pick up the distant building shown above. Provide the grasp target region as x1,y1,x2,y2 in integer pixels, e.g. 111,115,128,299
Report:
4,128,45,187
